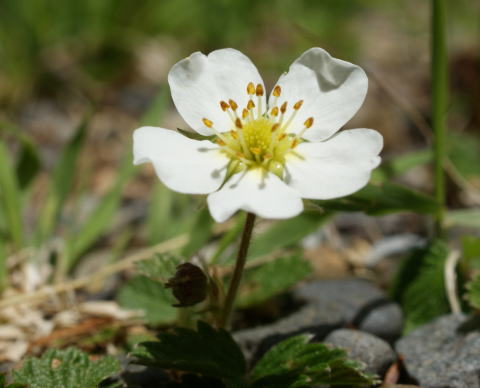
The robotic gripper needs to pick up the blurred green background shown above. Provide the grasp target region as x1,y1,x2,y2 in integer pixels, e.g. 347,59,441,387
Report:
0,0,479,282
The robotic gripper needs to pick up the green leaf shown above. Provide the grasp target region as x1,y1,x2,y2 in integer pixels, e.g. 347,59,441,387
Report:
133,321,247,388
139,87,169,126
461,236,480,271
250,334,379,387
0,373,24,388
117,275,177,325
466,274,480,310
448,132,480,181
65,150,136,269
12,347,120,388
446,209,480,228
136,253,183,282
181,207,214,258
390,239,450,333
238,255,311,308
0,141,23,248
243,212,332,263
315,182,439,215
15,135,41,190
146,182,174,244
373,148,433,182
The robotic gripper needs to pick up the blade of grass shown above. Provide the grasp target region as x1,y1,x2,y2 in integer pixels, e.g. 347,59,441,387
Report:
0,141,23,248
432,0,448,237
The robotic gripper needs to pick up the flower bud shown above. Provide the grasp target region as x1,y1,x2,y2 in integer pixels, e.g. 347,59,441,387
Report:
165,263,208,307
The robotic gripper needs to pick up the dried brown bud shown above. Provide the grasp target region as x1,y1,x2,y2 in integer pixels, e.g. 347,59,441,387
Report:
165,263,208,307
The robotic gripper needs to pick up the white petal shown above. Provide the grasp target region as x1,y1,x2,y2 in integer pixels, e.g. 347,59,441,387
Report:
207,168,303,223
270,47,368,141
168,49,265,136
285,129,383,199
133,126,229,194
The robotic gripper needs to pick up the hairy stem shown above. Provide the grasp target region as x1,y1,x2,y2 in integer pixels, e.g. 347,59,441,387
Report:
219,212,256,329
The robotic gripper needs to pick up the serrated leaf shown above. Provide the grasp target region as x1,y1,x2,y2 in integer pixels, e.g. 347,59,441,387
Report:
238,255,311,308
241,212,332,263
315,182,438,215
390,239,450,333
250,334,379,387
117,275,177,325
466,274,480,310
12,347,120,388
136,253,183,282
133,321,247,388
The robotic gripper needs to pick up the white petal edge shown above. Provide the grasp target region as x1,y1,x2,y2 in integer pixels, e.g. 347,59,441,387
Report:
168,48,265,136
207,168,303,223
270,47,368,141
285,128,383,199
133,126,229,194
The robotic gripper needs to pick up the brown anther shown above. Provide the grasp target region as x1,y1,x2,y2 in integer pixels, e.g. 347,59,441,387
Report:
247,82,256,95
280,102,288,114
235,118,243,129
291,139,298,148
304,117,314,128
264,153,273,160
247,100,255,110
271,123,280,132
255,84,264,96
230,130,238,139
216,138,226,146
271,106,279,117
220,101,230,111
242,108,249,119
202,118,213,128
293,100,304,110
273,85,281,97
250,147,261,155
278,133,286,140
228,99,238,110
236,151,245,158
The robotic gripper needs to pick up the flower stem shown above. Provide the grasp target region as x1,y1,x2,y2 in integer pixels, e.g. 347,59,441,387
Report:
219,212,256,329
432,0,448,237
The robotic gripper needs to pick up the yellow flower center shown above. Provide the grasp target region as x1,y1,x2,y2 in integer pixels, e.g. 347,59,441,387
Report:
202,82,313,179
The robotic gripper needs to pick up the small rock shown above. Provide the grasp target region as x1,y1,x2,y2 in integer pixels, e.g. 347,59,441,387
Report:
396,314,480,388
294,279,403,340
324,329,396,375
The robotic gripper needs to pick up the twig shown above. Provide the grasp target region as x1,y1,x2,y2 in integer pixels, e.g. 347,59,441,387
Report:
444,249,461,314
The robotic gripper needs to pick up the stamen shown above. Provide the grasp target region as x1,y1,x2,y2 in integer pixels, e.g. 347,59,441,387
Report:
229,99,238,111
235,118,243,129
272,85,281,97
304,117,314,128
280,102,288,114
256,84,264,119
271,123,280,132
220,101,230,111
230,130,238,139
202,118,214,128
203,118,228,143
216,138,225,146
242,108,249,120
250,147,261,155
255,84,264,96
247,100,255,110
270,106,279,117
247,82,255,95
293,100,304,110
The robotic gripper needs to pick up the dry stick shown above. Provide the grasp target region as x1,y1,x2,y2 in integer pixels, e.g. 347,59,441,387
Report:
219,212,256,329
0,235,188,310
444,249,461,314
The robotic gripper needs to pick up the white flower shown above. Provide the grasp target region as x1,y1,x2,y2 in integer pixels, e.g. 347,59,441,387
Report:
133,48,383,223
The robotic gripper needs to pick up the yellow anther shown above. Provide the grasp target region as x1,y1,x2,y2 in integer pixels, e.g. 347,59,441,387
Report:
242,108,249,119
220,101,230,111
273,85,281,97
293,100,304,110
247,100,255,110
304,117,314,128
278,133,286,140
250,147,262,155
263,153,273,160
228,99,238,110
202,118,213,128
247,82,255,95
236,151,245,158
280,102,288,114
216,138,226,146
255,84,264,96
270,106,279,117
230,130,238,139
271,123,280,132
235,118,243,129
291,139,298,148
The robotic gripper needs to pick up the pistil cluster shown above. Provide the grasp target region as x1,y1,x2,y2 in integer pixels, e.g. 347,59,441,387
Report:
202,82,313,179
